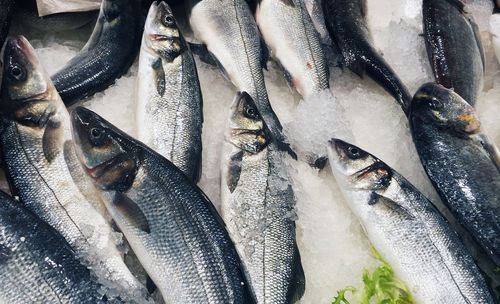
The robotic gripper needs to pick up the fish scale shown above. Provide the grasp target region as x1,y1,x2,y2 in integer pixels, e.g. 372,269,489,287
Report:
255,0,329,98
136,2,202,182
187,0,289,153
0,190,112,303
221,92,304,303
71,106,254,303
328,139,495,303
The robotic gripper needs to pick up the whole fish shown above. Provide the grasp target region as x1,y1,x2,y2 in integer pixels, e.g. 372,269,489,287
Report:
328,139,495,303
186,0,292,156
423,0,484,106
409,83,500,265
0,190,115,304
0,36,146,298
221,92,305,303
0,0,15,48
304,0,330,45
255,0,329,98
51,0,142,106
322,0,411,114
136,1,203,182
71,106,255,303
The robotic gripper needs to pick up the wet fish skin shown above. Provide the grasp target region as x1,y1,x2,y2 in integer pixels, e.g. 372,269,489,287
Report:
255,0,329,98
186,0,292,156
71,106,255,304
409,83,500,265
136,1,203,182
328,139,495,304
423,0,484,106
0,190,114,304
322,0,412,115
304,0,331,45
221,92,305,303
51,0,142,106
0,0,14,48
0,36,146,298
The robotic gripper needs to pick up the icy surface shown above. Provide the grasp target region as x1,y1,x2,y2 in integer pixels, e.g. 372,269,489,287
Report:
6,0,499,303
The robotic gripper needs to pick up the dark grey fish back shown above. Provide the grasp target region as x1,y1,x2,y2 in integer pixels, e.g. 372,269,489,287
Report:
140,150,255,303
0,191,108,303
51,0,143,106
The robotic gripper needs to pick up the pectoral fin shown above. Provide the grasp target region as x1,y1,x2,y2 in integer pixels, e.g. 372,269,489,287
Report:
112,192,150,233
152,58,166,97
42,118,63,163
369,192,415,220
227,151,243,193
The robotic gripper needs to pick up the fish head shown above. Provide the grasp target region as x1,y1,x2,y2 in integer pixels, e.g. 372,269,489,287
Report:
144,1,186,61
410,83,480,136
71,107,138,192
228,91,269,153
327,139,392,191
0,36,61,128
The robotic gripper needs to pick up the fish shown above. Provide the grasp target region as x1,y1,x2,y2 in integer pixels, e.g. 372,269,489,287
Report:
136,1,203,182
409,83,500,265
0,36,147,299
0,0,15,48
423,0,485,106
51,0,143,106
304,0,331,45
322,0,412,115
70,106,255,303
186,0,293,157
0,190,116,304
255,0,329,98
491,13,500,65
327,138,495,304
220,92,305,303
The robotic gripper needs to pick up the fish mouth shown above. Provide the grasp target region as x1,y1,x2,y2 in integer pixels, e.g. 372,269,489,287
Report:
230,128,263,136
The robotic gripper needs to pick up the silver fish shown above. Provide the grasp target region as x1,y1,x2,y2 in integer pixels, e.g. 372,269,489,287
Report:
0,36,145,299
187,0,291,155
71,106,255,303
304,0,331,45
328,138,495,304
0,190,114,304
255,0,329,98
136,1,203,182
221,92,305,303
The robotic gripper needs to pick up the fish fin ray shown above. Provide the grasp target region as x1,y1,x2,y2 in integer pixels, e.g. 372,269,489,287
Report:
289,245,306,302
227,151,243,193
152,58,166,97
260,36,270,70
188,42,219,66
370,192,416,220
346,57,366,78
113,192,150,233
42,118,63,163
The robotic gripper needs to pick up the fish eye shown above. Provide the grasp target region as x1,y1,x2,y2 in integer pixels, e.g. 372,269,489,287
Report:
9,65,25,81
162,14,175,26
428,98,443,111
346,146,365,159
90,127,102,139
243,104,259,120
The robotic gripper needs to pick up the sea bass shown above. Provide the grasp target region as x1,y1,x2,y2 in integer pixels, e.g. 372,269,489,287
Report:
221,92,305,303
323,0,411,114
71,106,255,303
409,83,500,265
0,190,116,304
187,0,291,155
423,0,484,106
0,36,146,298
51,0,142,106
304,0,330,45
255,0,329,98
136,1,203,182
328,139,495,304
